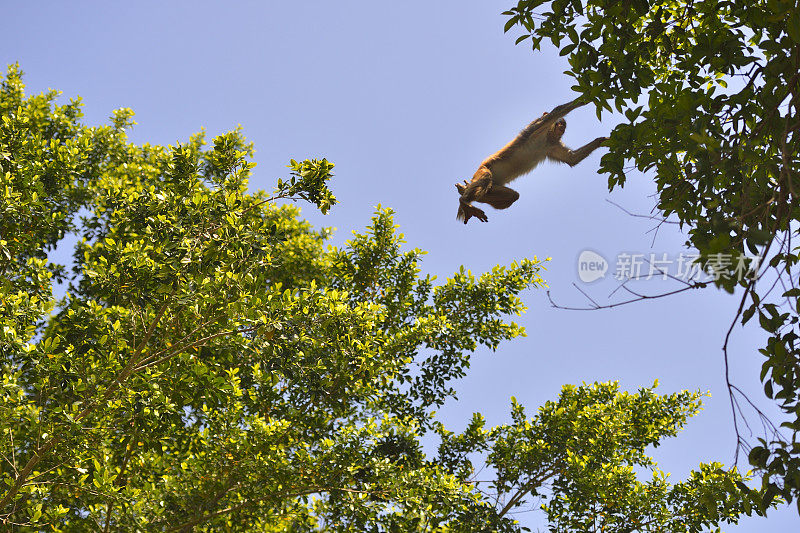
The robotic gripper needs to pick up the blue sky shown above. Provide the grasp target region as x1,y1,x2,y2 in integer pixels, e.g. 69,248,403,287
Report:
4,1,797,529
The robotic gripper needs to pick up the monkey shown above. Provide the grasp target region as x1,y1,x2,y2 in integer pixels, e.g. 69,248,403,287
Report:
456,97,609,224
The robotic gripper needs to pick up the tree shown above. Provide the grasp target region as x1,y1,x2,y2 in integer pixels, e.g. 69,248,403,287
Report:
0,64,768,531
503,0,800,511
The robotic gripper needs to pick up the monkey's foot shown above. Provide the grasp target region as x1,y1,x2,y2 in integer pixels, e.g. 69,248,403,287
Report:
454,180,469,195
458,203,488,224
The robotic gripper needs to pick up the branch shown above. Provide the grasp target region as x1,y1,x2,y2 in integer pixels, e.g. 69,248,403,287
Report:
548,280,706,311
722,235,779,465
164,486,390,532
0,294,174,513
606,199,679,225
133,324,260,372
496,467,557,519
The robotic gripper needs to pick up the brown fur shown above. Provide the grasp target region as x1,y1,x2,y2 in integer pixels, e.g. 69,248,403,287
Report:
456,98,608,224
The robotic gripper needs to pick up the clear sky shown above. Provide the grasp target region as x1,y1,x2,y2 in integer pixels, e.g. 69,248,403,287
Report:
3,1,797,530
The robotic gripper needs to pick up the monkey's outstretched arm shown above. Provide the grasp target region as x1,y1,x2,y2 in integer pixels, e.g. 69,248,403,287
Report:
546,97,586,122
521,97,587,135
548,137,608,167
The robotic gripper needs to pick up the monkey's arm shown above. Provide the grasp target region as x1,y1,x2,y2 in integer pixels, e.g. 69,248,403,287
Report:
546,97,586,122
517,97,588,138
548,137,608,167
456,168,492,223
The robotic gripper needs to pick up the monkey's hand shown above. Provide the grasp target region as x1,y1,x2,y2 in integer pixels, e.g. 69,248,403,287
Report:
457,201,488,224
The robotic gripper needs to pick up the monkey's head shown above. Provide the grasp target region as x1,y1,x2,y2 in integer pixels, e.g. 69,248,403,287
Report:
548,118,566,143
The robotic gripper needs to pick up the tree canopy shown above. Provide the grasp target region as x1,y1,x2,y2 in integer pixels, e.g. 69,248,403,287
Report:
503,0,800,510
0,64,773,530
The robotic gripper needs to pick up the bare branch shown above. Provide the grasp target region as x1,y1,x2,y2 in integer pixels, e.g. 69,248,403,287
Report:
548,281,706,311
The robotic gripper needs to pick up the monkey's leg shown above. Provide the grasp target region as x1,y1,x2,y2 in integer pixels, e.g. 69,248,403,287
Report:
548,137,608,167
457,181,519,209
483,185,520,209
